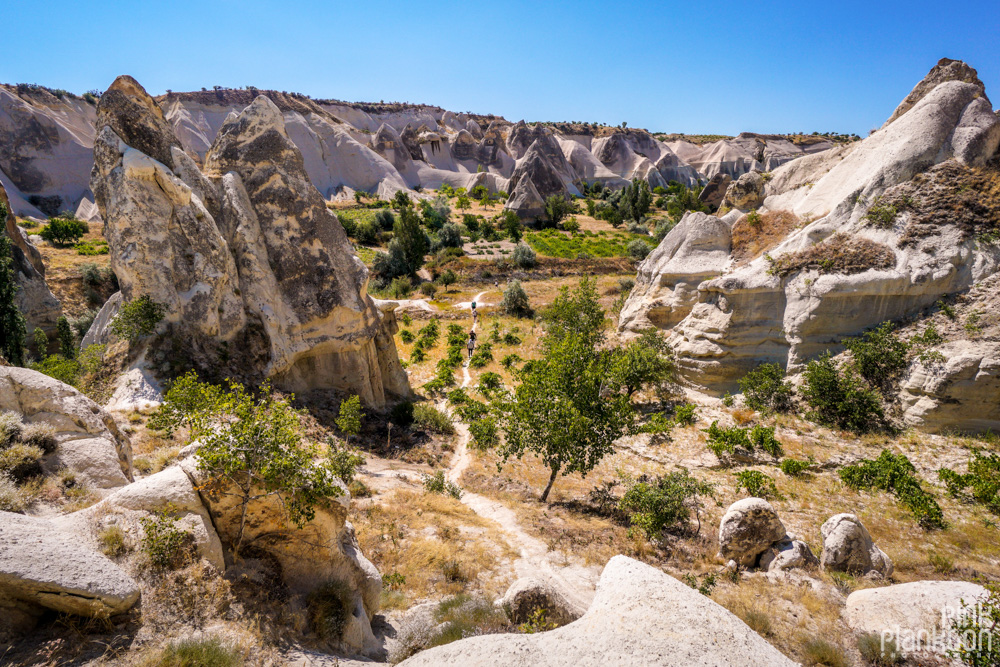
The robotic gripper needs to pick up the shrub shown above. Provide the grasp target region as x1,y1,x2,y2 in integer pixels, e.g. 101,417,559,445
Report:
109,294,166,343
468,417,498,450
384,276,414,299
147,371,225,437
840,450,945,529
477,372,502,394
437,269,457,288
419,282,437,298
500,280,532,318
673,403,697,426
57,316,75,359
390,401,414,426
843,322,910,395
375,209,396,230
469,341,493,369
500,353,522,369
780,458,811,476
0,472,25,512
413,403,455,434
353,218,379,245
939,449,1000,515
33,327,48,359
617,470,714,538
400,329,415,344
801,636,848,667
423,470,461,499
325,439,365,485
801,352,886,433
682,573,717,596
627,239,651,261
98,525,128,558
39,216,88,246
139,510,191,569
518,608,558,634
151,638,242,667
511,242,536,268
948,583,1000,666
308,580,354,641
703,421,783,462
766,233,895,278
0,442,43,482
862,196,899,229
336,394,364,443
739,363,794,413
734,470,781,499
19,423,56,454
0,226,27,366
0,412,23,449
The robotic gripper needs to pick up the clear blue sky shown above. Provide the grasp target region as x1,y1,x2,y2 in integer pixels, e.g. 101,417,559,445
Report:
4,0,999,135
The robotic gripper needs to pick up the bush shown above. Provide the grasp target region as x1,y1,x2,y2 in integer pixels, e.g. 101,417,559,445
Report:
20,423,56,454
0,443,44,482
739,363,794,413
843,322,910,395
468,417,498,450
419,282,437,298
734,470,781,499
948,583,1000,666
109,294,166,343
801,637,848,667
802,352,886,433
353,219,379,245
0,412,23,449
780,458,811,476
500,353,522,369
0,472,25,512
840,450,945,529
0,226,27,366
375,209,396,230
856,632,902,666
469,341,493,369
673,403,697,426
384,276,414,299
703,421,783,463
99,525,128,558
139,510,191,569
56,316,75,359
413,403,455,434
617,470,714,538
500,280,532,318
627,239,651,260
510,242,538,269
39,217,88,246
308,580,354,641
423,470,461,499
939,449,1000,515
390,401,414,426
477,372,502,394
326,439,365,485
152,638,242,667
437,269,458,288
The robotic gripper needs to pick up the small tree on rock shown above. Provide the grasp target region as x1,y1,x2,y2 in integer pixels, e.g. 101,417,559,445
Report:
336,394,364,445
57,316,75,359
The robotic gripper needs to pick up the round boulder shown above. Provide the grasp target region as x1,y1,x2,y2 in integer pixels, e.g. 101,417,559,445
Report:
718,498,787,567
499,576,587,626
820,513,893,578
759,538,819,573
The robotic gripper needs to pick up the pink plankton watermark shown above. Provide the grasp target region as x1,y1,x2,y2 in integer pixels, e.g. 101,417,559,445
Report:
878,601,993,655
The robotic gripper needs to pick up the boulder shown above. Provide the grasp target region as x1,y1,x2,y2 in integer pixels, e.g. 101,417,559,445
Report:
499,576,588,626
619,211,731,332
758,538,819,572
718,498,788,567
180,456,382,656
0,512,140,617
845,580,988,646
91,76,411,408
698,173,732,209
0,366,132,489
819,513,893,578
397,555,797,666
722,170,765,210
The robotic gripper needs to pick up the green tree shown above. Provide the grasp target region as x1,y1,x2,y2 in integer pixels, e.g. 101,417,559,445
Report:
109,294,166,343
196,382,345,557
392,190,411,210
611,328,675,396
393,207,429,275
843,322,910,396
500,280,532,318
336,394,364,444
544,195,571,227
39,217,88,246
802,352,885,433
148,370,225,437
739,363,794,413
0,219,26,365
33,328,48,360
492,279,635,501
501,210,522,242
57,316,75,359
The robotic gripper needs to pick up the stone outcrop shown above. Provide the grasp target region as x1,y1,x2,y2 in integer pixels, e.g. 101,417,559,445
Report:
398,556,797,666
698,173,731,209
91,76,410,407
618,211,731,332
623,59,1000,402
722,170,765,210
759,537,819,572
885,58,986,126
0,367,132,489
0,512,140,618
499,576,588,626
505,140,571,220
819,513,893,578
717,498,788,568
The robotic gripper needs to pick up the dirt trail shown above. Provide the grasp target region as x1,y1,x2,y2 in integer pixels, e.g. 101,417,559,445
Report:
445,299,599,612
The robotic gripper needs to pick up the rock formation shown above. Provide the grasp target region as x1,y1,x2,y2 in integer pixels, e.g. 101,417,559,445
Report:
717,497,790,568
621,59,1000,410
398,556,797,666
91,76,411,407
498,576,588,626
819,513,893,578
0,366,133,489
722,170,766,210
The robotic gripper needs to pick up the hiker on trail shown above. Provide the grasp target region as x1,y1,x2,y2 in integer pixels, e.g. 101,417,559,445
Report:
471,300,478,324
467,331,476,359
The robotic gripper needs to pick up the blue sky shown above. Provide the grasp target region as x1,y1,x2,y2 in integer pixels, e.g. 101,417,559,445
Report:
4,0,998,135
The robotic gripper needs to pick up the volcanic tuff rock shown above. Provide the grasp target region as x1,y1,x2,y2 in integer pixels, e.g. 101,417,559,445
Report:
398,556,797,667
722,170,766,210
499,576,588,626
0,366,133,489
820,513,893,578
845,580,988,642
621,59,1000,409
91,76,410,407
717,497,788,567
697,172,731,209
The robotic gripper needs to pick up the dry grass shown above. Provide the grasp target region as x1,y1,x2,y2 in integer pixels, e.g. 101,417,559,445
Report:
767,233,896,278
898,158,1000,246
32,219,114,318
731,210,800,263
352,488,516,610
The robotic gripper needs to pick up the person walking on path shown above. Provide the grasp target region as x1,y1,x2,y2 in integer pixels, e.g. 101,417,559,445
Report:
467,331,476,360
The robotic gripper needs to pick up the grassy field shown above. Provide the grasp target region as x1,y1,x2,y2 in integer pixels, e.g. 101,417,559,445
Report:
525,228,654,259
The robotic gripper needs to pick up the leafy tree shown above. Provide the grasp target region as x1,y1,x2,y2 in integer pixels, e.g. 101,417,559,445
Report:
392,190,411,210
617,470,714,537
500,280,532,318
511,243,536,268
374,209,396,230
196,382,346,557
33,328,48,359
612,329,675,396
109,294,166,343
392,208,429,275
148,370,225,437
500,210,522,242
840,450,945,529
39,216,88,246
436,223,463,249
56,315,75,359
843,322,910,396
626,239,650,261
421,197,451,229
336,394,364,444
492,279,635,501
372,239,410,285
739,363,794,413
0,221,26,365
544,195,571,227
437,269,457,289
455,195,471,211
801,352,885,433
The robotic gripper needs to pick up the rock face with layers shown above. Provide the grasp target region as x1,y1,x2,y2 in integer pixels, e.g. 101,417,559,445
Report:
0,367,132,489
399,556,797,666
91,76,410,407
621,59,1000,401
820,513,893,578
